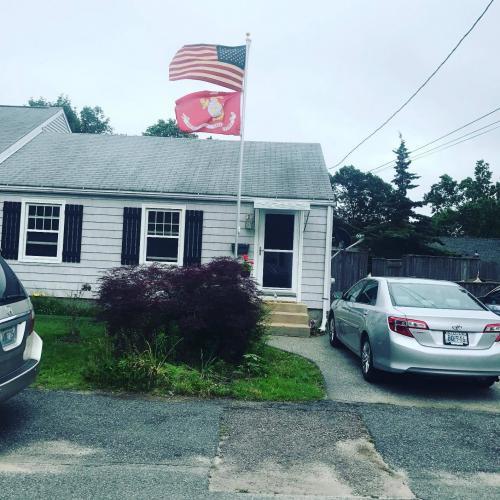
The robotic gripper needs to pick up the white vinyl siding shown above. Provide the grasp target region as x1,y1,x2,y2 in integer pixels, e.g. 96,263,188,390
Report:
0,194,328,311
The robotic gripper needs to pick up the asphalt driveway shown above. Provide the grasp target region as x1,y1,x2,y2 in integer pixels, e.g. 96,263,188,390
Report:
1,390,499,499
269,334,500,413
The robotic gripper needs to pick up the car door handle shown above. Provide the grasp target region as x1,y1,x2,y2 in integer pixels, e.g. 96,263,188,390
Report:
363,311,369,316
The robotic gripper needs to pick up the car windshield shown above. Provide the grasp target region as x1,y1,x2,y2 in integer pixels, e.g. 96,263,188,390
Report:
0,257,27,306
388,282,485,311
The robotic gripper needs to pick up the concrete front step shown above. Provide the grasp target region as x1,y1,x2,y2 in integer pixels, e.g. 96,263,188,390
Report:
268,322,310,337
270,311,310,325
264,301,308,314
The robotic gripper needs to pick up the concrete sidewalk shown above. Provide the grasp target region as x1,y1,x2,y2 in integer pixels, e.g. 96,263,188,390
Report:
269,334,500,413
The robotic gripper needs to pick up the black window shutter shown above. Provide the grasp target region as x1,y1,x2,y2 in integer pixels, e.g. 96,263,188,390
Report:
62,204,84,263
121,207,141,265
183,210,203,266
1,201,22,260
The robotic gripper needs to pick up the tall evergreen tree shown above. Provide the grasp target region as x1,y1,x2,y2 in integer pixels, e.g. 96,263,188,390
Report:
392,134,419,197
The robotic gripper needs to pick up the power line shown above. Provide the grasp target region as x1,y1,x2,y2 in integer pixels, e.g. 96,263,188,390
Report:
410,106,500,154
371,122,500,175
330,0,496,170
411,124,500,162
367,105,500,173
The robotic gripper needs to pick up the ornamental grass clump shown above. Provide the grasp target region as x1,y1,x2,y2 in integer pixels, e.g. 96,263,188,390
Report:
97,258,265,366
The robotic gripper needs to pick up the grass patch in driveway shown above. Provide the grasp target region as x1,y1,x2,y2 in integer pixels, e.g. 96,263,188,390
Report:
231,347,325,401
33,315,325,401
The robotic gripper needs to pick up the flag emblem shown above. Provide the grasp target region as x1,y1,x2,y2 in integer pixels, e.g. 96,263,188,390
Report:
175,91,241,136
169,44,246,91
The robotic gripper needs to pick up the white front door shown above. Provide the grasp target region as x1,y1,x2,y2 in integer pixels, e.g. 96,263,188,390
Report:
257,211,299,293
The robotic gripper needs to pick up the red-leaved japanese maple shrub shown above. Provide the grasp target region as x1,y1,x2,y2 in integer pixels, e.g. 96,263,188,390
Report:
97,258,264,364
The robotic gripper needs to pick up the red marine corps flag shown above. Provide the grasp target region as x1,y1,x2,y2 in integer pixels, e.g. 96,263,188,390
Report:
175,91,241,136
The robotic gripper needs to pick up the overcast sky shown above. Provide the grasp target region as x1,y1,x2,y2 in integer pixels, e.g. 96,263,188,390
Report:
1,0,498,202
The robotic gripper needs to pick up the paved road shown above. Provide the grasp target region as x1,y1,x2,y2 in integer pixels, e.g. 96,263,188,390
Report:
1,390,499,499
269,334,500,413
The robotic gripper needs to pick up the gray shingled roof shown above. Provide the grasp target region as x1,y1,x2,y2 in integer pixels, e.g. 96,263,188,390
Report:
0,106,61,154
437,237,500,266
0,133,333,201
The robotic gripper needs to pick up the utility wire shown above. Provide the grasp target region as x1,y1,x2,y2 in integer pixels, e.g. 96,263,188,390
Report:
330,0,496,170
371,122,500,175
367,105,500,173
411,124,500,162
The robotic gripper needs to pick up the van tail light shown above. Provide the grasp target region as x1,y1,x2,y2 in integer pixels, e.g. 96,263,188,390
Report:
484,323,500,341
388,316,428,338
27,311,35,336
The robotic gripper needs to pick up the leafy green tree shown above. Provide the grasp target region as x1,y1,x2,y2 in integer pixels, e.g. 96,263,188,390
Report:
423,174,460,213
80,106,112,134
330,165,394,228
427,160,500,237
28,94,112,134
143,119,197,138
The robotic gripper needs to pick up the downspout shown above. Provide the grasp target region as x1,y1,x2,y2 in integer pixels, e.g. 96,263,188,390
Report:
320,205,333,331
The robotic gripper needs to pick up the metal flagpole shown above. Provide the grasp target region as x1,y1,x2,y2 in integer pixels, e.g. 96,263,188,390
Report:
234,33,251,258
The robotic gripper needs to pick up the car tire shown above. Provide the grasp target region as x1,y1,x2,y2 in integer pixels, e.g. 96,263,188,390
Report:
361,336,379,383
327,315,342,348
473,377,497,389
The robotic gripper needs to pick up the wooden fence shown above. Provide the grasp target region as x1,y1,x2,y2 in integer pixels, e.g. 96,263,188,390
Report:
331,251,500,297
330,250,368,293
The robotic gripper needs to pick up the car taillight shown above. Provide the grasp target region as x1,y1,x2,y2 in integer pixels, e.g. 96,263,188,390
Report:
484,323,500,341
388,316,428,338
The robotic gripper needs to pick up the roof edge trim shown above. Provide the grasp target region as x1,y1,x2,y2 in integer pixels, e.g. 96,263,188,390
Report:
0,109,68,165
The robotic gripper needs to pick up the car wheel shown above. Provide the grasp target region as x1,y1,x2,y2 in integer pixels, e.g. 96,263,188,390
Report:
361,337,379,383
473,377,497,389
328,315,342,348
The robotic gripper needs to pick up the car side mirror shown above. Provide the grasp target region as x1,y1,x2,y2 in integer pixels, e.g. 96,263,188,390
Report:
332,291,343,300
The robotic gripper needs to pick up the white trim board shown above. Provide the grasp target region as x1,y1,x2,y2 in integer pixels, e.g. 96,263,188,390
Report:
253,198,311,211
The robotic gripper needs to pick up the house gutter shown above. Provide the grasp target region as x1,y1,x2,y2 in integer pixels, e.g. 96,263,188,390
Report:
320,205,333,331
0,185,335,206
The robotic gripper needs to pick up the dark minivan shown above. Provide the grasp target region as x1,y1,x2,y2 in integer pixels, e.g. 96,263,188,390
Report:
0,256,42,402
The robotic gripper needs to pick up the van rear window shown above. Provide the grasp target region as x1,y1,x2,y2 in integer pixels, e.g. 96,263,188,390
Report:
0,257,27,305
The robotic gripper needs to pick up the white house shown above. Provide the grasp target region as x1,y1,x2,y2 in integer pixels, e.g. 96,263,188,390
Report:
0,105,334,331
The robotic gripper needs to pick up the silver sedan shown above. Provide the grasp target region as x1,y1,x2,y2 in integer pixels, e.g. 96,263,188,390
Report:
327,277,500,387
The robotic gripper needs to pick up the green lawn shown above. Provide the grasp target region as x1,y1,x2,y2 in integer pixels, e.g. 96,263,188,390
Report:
34,315,325,401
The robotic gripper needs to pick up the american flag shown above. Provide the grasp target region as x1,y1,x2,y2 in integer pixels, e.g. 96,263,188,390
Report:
169,44,246,91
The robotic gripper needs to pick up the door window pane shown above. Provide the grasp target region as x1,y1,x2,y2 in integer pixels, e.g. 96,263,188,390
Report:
263,252,293,288
264,214,294,250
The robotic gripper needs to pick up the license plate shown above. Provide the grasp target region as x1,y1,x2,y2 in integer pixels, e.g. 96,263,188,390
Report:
0,326,16,348
443,331,469,346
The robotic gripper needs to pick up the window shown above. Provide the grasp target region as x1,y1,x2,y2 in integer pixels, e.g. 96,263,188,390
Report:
357,280,378,306
141,207,184,265
21,202,64,261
